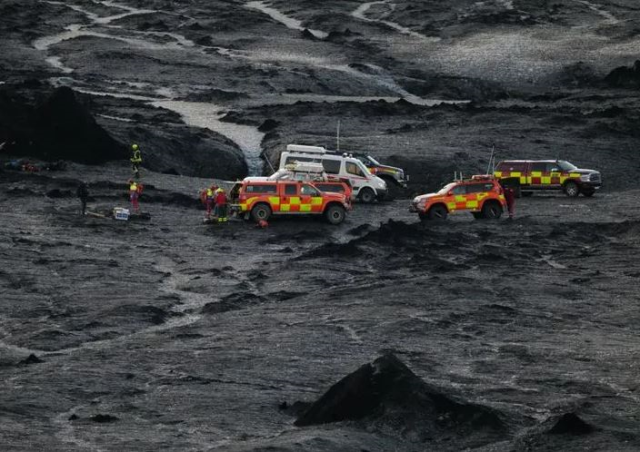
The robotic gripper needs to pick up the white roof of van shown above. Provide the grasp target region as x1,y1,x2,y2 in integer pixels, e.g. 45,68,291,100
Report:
286,144,327,153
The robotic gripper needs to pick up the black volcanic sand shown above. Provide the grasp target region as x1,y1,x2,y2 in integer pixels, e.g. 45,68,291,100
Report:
2,0,640,450
1,167,640,451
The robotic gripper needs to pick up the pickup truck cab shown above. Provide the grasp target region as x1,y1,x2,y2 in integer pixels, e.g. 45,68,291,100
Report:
231,179,351,225
494,160,602,197
349,153,408,188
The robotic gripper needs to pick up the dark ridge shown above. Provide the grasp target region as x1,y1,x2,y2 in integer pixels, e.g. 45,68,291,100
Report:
295,354,507,444
548,413,595,435
605,60,640,89
299,240,363,259
258,118,280,132
90,414,119,423
18,354,44,366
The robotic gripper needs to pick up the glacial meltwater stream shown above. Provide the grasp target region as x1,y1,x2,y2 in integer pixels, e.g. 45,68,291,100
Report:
33,0,469,176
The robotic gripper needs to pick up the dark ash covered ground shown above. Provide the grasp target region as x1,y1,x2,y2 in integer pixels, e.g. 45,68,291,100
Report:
1,167,640,451
1,0,640,451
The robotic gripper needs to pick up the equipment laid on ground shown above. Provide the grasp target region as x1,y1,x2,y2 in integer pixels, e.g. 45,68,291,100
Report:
410,175,506,221
83,208,149,221
494,160,602,197
279,144,388,203
113,207,130,221
230,179,351,225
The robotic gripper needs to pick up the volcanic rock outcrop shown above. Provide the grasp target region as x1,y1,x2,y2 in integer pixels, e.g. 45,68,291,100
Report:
295,354,507,446
0,85,127,163
605,60,640,89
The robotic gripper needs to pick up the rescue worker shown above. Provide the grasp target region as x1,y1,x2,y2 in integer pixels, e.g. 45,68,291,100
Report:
504,185,516,220
76,182,89,216
203,184,218,219
130,144,142,178
129,179,143,213
214,187,228,223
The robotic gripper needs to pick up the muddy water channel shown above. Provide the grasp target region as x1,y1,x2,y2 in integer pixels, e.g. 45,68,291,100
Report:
153,100,266,175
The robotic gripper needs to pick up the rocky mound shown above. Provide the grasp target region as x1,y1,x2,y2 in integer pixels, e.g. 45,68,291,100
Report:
605,60,640,89
0,85,127,163
295,354,507,446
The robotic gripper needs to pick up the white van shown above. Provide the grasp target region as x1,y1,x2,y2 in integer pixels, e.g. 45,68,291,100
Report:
279,144,387,203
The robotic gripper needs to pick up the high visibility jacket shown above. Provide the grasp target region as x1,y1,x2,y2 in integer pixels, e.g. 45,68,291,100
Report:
130,150,142,164
130,183,143,194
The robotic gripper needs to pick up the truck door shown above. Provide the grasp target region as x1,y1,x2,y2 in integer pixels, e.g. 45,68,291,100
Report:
300,184,323,212
345,161,368,194
549,162,562,187
281,183,298,212
530,162,547,187
449,184,467,212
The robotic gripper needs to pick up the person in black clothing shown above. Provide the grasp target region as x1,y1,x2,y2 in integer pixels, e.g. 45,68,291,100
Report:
77,182,89,215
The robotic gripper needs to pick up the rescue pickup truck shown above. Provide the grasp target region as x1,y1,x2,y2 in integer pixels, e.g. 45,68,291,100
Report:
230,180,351,225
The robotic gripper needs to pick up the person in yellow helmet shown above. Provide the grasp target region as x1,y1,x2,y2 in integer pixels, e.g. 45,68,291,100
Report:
130,144,142,178
129,179,143,213
200,184,218,220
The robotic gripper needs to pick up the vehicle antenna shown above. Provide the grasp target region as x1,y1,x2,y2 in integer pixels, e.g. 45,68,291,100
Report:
336,120,341,152
264,152,276,174
486,145,495,175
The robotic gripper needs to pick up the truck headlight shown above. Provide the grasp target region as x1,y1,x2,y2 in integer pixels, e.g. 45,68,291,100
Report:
580,174,590,182
413,198,426,209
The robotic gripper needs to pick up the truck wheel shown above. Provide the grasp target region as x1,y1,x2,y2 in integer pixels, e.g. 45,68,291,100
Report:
564,181,579,197
427,205,448,220
251,204,271,222
325,204,346,225
482,201,502,219
358,188,375,204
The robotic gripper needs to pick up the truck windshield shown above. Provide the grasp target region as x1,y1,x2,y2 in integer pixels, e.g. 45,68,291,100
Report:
356,161,372,175
346,162,367,177
558,160,578,171
437,183,456,195
366,155,380,166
